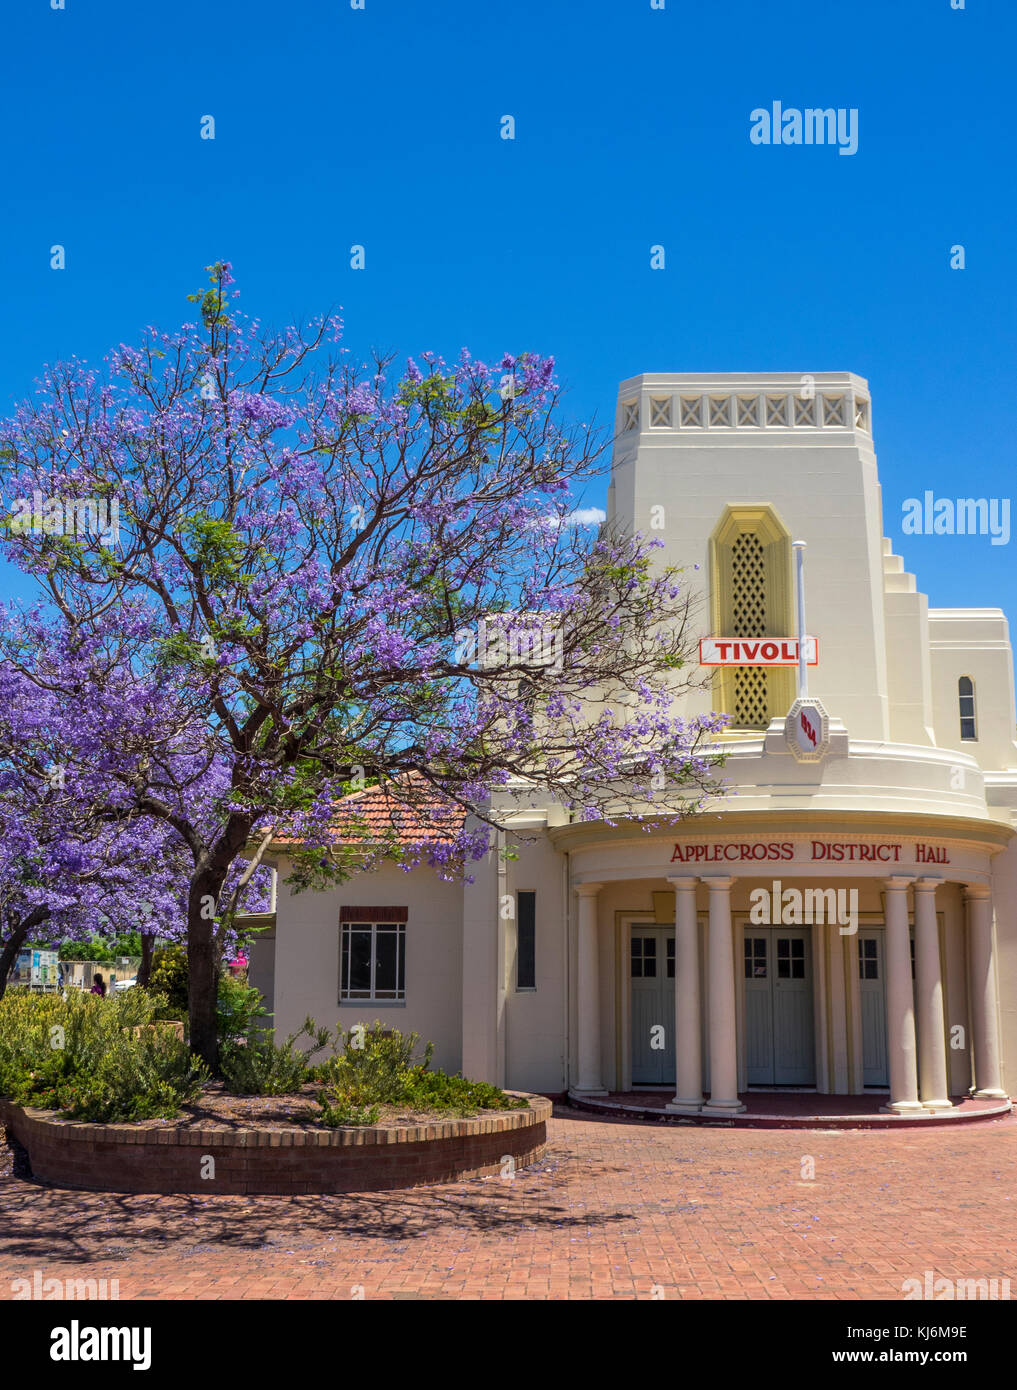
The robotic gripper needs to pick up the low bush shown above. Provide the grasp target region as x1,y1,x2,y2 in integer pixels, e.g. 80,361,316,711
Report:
218,1017,332,1095
0,988,207,1122
316,1022,527,1126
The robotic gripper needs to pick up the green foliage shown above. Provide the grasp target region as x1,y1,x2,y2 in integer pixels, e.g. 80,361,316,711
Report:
322,1022,429,1107
147,945,188,1018
218,1017,332,1096
58,931,143,962
397,1068,527,1116
0,989,207,1122
216,973,267,1045
316,1022,526,1126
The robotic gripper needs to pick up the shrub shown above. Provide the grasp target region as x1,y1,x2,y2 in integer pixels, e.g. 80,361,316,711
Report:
147,946,188,1019
0,988,207,1122
399,1067,528,1116
216,973,267,1046
316,1022,526,1126
218,1017,332,1095
321,1023,431,1108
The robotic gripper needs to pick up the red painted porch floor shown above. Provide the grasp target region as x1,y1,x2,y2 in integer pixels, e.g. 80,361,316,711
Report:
568,1089,1012,1128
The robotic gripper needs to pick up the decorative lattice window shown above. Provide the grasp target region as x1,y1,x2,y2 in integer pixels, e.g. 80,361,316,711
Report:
621,400,639,432
649,396,672,427
854,397,870,431
736,395,760,426
794,396,817,426
731,532,767,636
822,394,846,426
710,506,793,734
680,395,703,427
709,395,731,427
730,531,769,729
766,394,789,426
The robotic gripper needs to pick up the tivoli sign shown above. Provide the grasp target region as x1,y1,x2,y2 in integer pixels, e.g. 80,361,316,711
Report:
699,637,818,666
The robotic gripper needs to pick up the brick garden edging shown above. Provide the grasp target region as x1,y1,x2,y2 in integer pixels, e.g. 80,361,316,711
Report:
0,1093,551,1195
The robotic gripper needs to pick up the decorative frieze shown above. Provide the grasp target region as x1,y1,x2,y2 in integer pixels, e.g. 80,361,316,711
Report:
621,389,868,433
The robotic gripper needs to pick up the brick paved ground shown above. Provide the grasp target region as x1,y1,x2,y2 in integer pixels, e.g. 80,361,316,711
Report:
3,1104,1016,1300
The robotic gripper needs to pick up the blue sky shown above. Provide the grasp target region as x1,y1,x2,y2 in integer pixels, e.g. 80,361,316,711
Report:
1,0,1014,615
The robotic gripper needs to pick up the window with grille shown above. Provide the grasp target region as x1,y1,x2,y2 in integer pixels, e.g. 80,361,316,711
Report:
339,909,407,1001
958,676,977,741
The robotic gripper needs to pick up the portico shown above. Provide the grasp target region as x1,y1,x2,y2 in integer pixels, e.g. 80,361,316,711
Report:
560,814,1011,1116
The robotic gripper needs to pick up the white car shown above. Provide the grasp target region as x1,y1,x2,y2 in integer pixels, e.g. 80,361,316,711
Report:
113,978,137,992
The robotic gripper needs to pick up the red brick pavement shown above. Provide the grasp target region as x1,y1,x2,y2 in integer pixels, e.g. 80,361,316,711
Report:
3,1104,1017,1300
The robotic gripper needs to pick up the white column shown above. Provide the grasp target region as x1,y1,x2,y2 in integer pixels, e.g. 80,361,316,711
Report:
913,878,952,1111
965,885,1008,1099
573,883,606,1095
703,876,744,1113
666,877,702,1113
882,876,924,1114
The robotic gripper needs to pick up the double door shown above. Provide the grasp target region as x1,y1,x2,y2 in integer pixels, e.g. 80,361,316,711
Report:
744,928,815,1085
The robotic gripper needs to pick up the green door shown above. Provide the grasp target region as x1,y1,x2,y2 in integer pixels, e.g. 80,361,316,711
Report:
744,928,815,1085
631,929,676,1085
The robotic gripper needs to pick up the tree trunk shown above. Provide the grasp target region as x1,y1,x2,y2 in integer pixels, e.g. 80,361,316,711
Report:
0,907,52,1001
137,931,156,988
187,876,221,1070
186,816,256,1071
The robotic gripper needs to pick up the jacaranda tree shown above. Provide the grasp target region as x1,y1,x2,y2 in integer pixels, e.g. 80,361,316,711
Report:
0,261,727,1066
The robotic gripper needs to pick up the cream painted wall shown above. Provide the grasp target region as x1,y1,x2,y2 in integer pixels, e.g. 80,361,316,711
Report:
269,857,464,1074
503,831,569,1093
929,610,1017,772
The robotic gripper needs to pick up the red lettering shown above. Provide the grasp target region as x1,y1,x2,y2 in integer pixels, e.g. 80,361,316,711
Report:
715,641,732,659
761,642,778,661
741,642,759,660
860,846,874,861
781,843,794,860
781,641,795,661
811,841,827,860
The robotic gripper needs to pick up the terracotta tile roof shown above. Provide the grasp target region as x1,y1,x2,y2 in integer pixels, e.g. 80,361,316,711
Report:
273,778,468,848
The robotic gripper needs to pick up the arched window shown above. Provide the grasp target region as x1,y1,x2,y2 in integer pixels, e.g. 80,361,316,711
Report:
958,676,977,741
